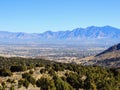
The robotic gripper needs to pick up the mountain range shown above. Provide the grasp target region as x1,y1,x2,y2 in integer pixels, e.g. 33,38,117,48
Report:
0,26,120,44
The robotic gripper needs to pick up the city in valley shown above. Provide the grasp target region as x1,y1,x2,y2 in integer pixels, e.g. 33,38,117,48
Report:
0,44,105,63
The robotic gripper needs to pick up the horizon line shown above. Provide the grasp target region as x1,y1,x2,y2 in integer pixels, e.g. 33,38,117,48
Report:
0,25,119,34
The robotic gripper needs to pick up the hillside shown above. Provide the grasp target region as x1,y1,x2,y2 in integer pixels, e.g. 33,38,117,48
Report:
95,43,120,60
80,43,120,68
96,43,120,56
0,56,120,90
92,43,120,67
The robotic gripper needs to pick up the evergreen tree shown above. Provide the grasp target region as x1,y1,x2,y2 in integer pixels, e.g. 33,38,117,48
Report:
36,77,56,90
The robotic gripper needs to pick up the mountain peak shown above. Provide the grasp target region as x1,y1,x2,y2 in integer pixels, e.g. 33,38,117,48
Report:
0,26,120,44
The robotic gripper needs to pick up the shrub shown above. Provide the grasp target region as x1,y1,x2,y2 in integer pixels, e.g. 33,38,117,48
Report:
27,76,36,85
36,77,56,90
1,82,6,88
54,76,73,90
0,68,12,76
10,65,27,72
18,79,24,88
10,85,15,90
7,79,11,83
48,69,56,76
27,64,34,69
22,73,36,85
40,69,46,74
36,63,44,67
29,70,34,74
22,73,31,78
53,64,63,71
23,79,29,89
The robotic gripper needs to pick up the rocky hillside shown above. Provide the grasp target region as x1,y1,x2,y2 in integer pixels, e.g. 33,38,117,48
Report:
79,43,120,68
95,43,120,60
96,43,120,56
93,43,120,67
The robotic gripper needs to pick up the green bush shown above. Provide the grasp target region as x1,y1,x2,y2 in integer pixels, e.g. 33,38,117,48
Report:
10,65,27,72
36,77,56,90
23,79,29,89
53,64,64,71
40,69,46,74
7,79,11,83
29,70,34,74
48,69,56,76
18,79,24,88
22,72,36,85
0,68,12,76
22,73,31,78
36,63,44,67
10,85,15,90
54,76,73,90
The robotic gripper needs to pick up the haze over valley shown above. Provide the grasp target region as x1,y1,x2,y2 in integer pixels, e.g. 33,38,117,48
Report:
1,26,120,63
0,0,120,90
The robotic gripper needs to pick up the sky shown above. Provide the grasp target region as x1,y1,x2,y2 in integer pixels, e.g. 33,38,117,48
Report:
0,0,120,33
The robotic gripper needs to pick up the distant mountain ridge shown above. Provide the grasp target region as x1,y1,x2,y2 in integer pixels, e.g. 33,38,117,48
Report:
0,26,120,44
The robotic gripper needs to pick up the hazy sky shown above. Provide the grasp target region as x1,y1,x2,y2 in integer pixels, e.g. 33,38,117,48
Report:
0,0,120,33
